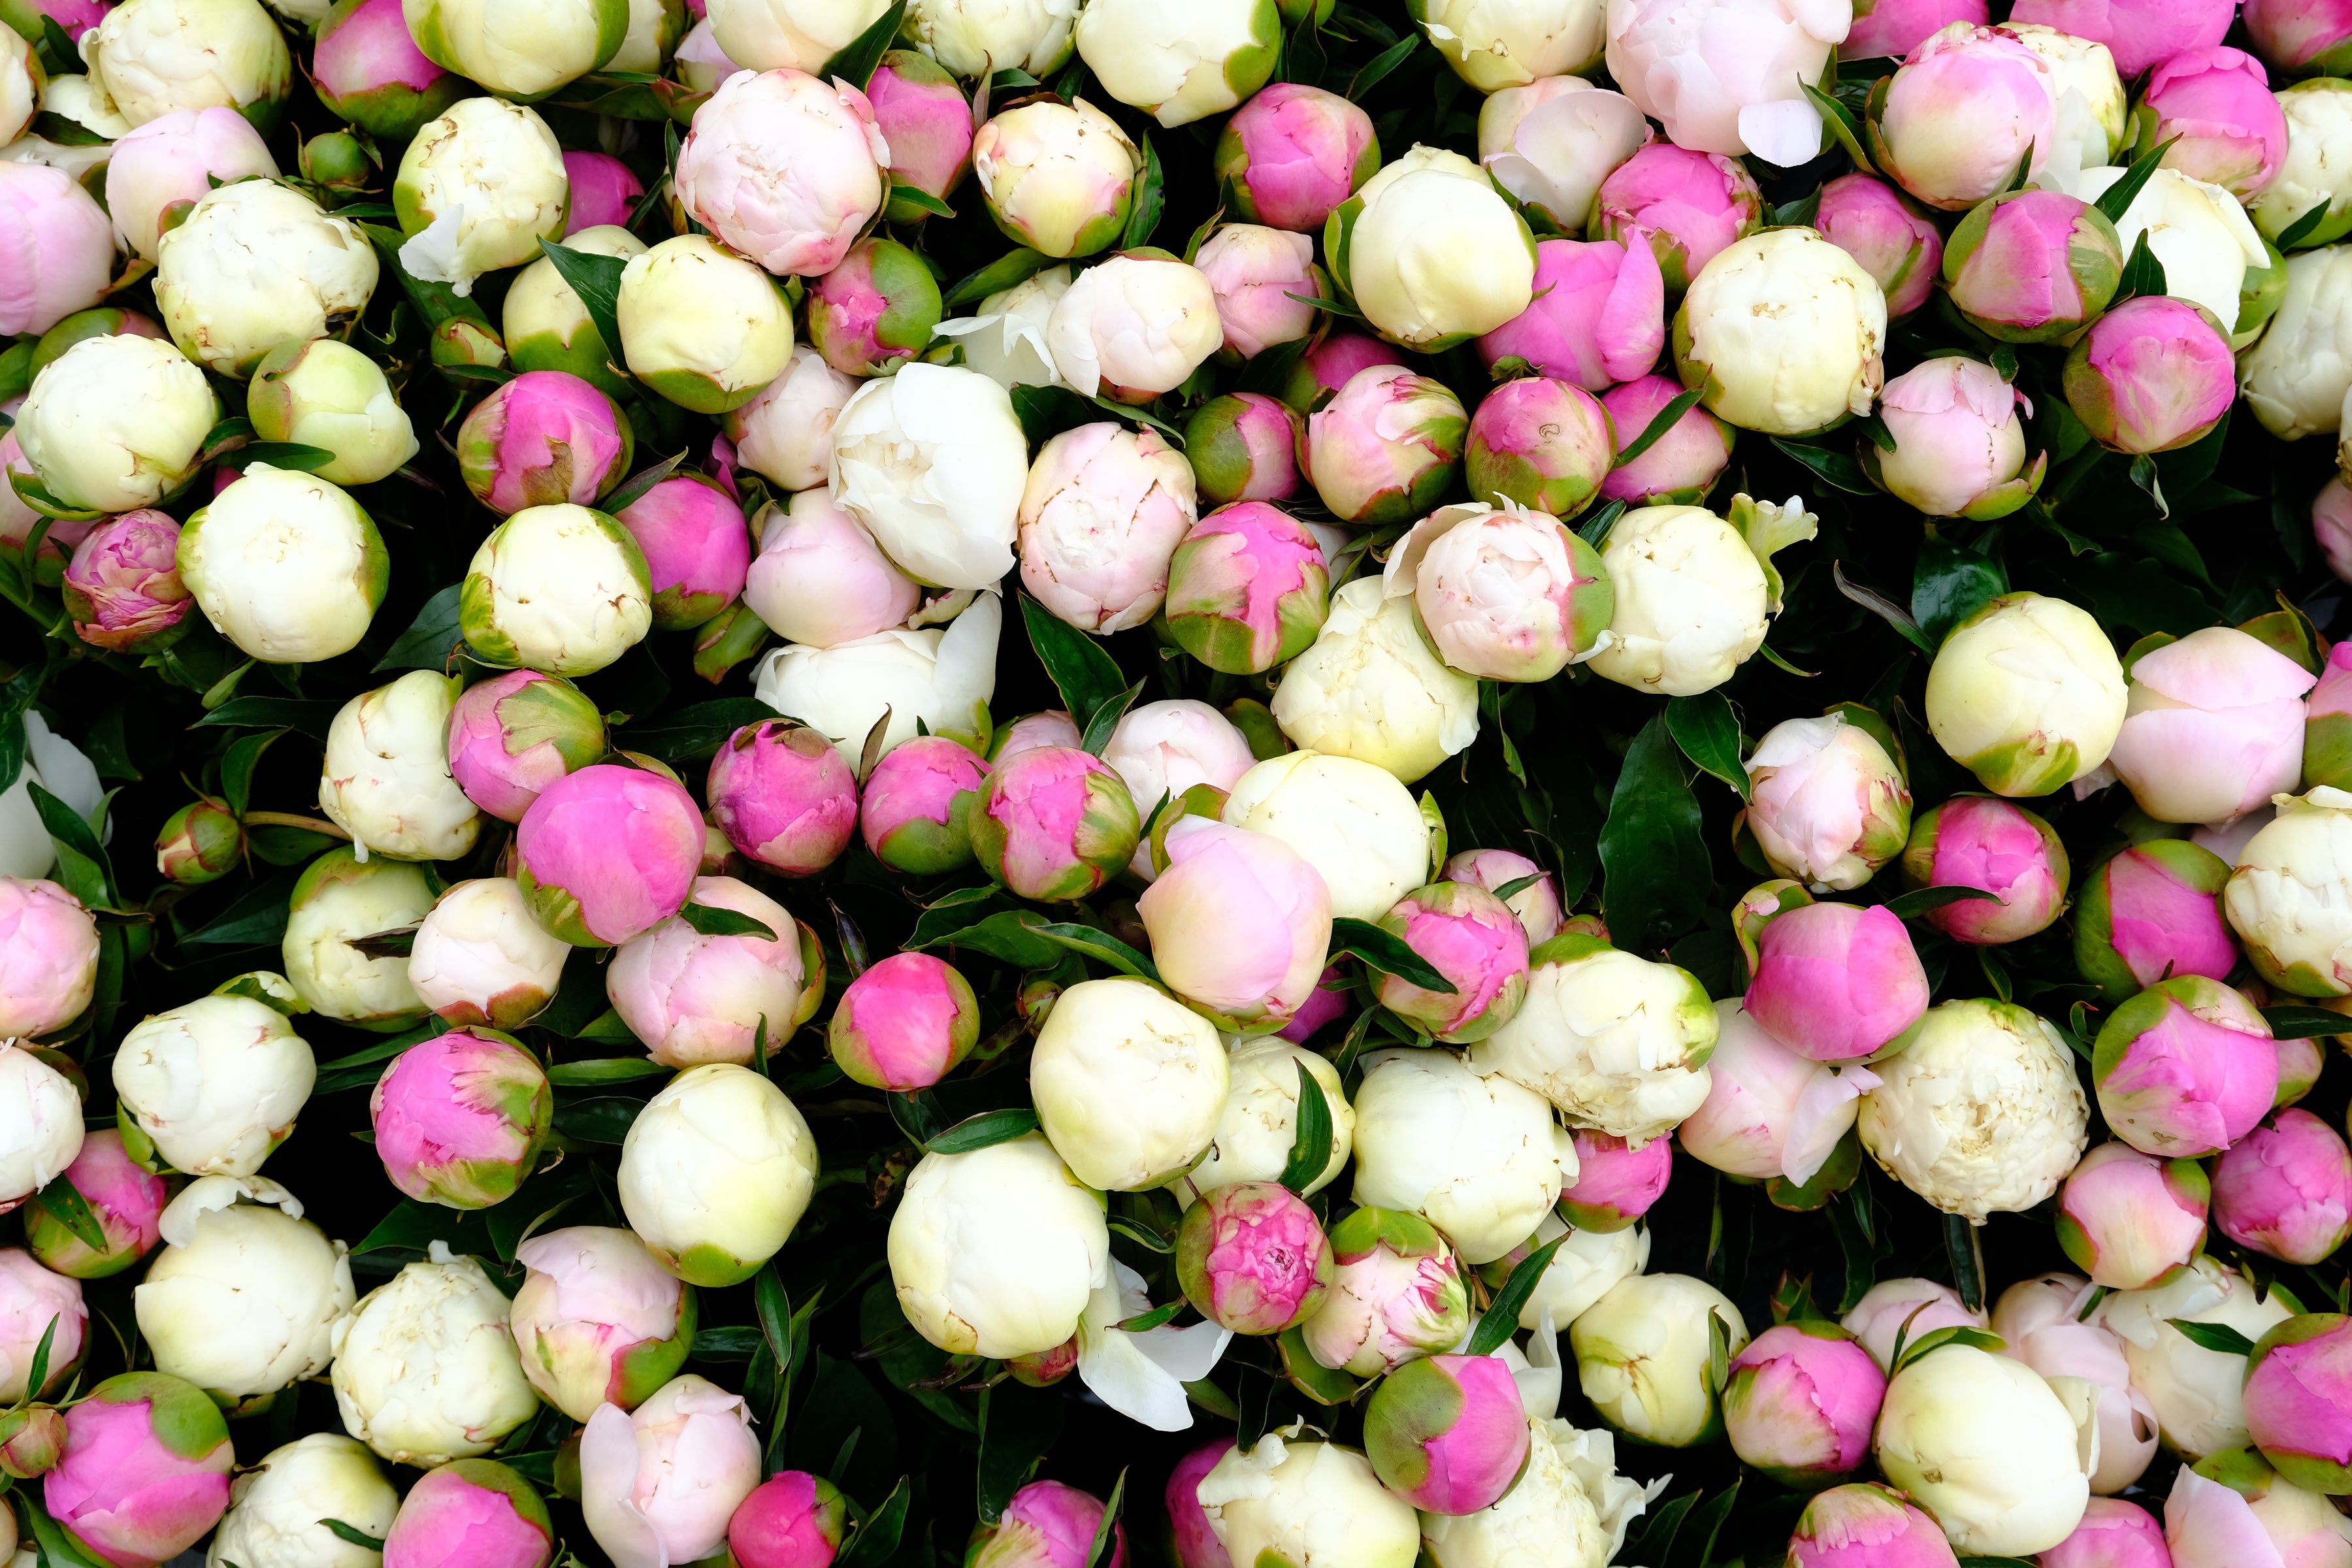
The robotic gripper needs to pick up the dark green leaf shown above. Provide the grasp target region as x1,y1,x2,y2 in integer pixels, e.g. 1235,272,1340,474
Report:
2166,1318,2255,1355
1771,436,1874,495
1911,536,2008,645
600,451,689,516
1945,1210,1984,1311
318,1521,385,1549
832,1476,912,1568
536,240,630,384
27,782,111,906
977,1386,1064,1522
220,728,286,819
1467,1235,1564,1356
315,1024,440,1075
551,1097,642,1145
1614,387,1703,466
691,1324,764,1361
193,696,337,738
679,902,779,941
2116,229,2168,302
815,0,907,89
33,1173,108,1256
1880,885,2001,920
1115,1301,1184,1333
1773,188,1823,228
346,923,419,960
1279,1061,1333,1192
1084,1468,1127,1568
1833,562,1936,654
1023,919,1162,983
1665,693,1748,802
1328,916,1456,994
1079,678,1145,757
24,1311,58,1402
1107,1213,1175,1253
546,1056,670,1085
945,248,1054,308
2277,199,2335,251
0,665,41,798
1347,31,1419,99
2093,135,2180,225
623,697,780,764
1019,593,1129,736
1598,714,1708,956
234,443,338,472
353,1199,491,1255
904,903,1068,968
1891,1324,2008,1375
1801,80,1874,172
887,180,955,219
2263,1006,2350,1040
927,1108,1043,1154
1122,134,1164,251
1577,498,1625,547
757,1262,792,1370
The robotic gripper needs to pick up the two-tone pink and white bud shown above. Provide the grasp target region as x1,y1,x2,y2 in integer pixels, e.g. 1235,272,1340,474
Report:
2108,627,2316,828
445,671,608,825
2092,976,2278,1158
1141,818,1331,1034
1464,377,1616,521
1175,1181,1333,1335
1163,502,1330,676
1743,714,1912,892
672,69,889,276
1019,423,1199,633
858,737,990,875
706,720,858,878
1745,899,1930,1062
1867,357,2040,519
1725,1322,1886,1487
370,1028,552,1211
2057,1141,2210,1289
1364,1353,1531,1515
456,372,633,517
508,1226,694,1422
1382,500,1613,683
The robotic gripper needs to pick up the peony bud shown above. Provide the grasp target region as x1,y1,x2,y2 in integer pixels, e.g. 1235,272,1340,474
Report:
246,338,417,488
1572,1273,1750,1446
1184,393,1303,506
808,237,943,378
2093,976,2278,1158
445,670,607,826
730,1471,847,1568
44,1373,233,1568
1369,881,1529,1043
370,1029,551,1210
516,764,704,948
310,0,463,139
1031,977,1227,1190
1673,228,1886,436
973,99,1138,259
1175,1036,1354,1201
1590,142,1761,291
281,847,437,1028
828,952,980,1091
393,98,567,297
1786,1482,1963,1568
24,1131,165,1280
2212,1109,2352,1265
1332,146,1537,348
1443,849,1563,947
14,329,214,516
1866,355,2038,518
101,108,274,267
113,992,312,1177
2064,295,2237,456
382,1460,554,1568
2076,838,2236,996
1858,998,2089,1219
867,52,972,217
1944,188,2124,343
744,487,919,649
971,745,1140,903
1814,172,1943,318
1899,795,2068,945
1725,1322,1885,1487
1558,1130,1670,1230
2135,47,2287,201
317,672,476,864
2099,1256,2292,1461
137,1179,353,1411
1074,0,1277,126
889,1132,1109,1358
154,180,376,380
1222,751,1429,921
1742,713,1912,892
1019,422,1198,632
558,152,642,234
1214,81,1378,233
1141,819,1331,1034
1164,1440,1234,1568
208,1434,398,1568
333,1247,538,1466
398,0,627,99
60,512,191,656
608,875,817,1068
180,464,387,666
617,1064,818,1286
408,877,570,1030
1,1401,65,1480
752,589,1000,763
858,735,989,874
2008,0,2227,78
2225,789,2352,995
2039,1498,2172,1568
1300,1207,1470,1375
1867,24,2055,210
703,0,890,71
0,877,96,1038
153,800,242,887
1175,1181,1333,1335
1364,1353,1531,1517
1925,592,2127,796
2110,626,2315,828
968,1478,1129,1568
830,363,1026,590
2057,1140,2210,1289
1189,225,1316,363
1597,372,1733,505
1477,76,1649,235
457,372,633,517
1676,999,1868,1184
1462,378,1616,521
2240,1314,2352,1494
1352,1047,1575,1264
1164,501,1329,675
0,1249,84,1402
1270,576,1480,783
1604,0,1846,163
1044,252,1221,402
580,1374,761,1568
706,719,858,877
616,234,797,414
1275,329,1401,413
1876,1341,2095,1556
462,503,651,677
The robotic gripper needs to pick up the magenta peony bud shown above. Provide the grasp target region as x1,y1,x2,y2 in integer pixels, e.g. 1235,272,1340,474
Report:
23,1132,165,1280
2093,975,2278,1158
742,485,920,649
0,877,97,1038
2075,840,2237,998
1018,422,1199,634
370,1027,552,1210
445,670,609,826
1195,225,1320,361
2064,295,2237,457
2056,1140,2210,1288
1214,81,1379,234
866,52,973,219
0,163,114,338
2038,1497,2173,1568
562,152,644,235
312,0,466,139
1787,1482,1960,1568
508,1226,694,1422
606,875,815,1068
730,1470,848,1568
1443,849,1563,946
1,1249,84,1401
857,736,989,874
1598,372,1733,504
2213,1109,2352,1265
1746,902,1930,1064
613,474,751,632
2243,1313,2352,1491
1867,24,2056,210
707,719,858,877
516,764,706,947
808,238,944,378
1944,188,2124,343
1363,1353,1532,1515
1175,1180,1334,1335
1303,364,1466,525
382,1459,555,1568
1723,1322,1886,1487
1277,329,1402,414
1369,881,1529,1043
2009,0,2230,77
2108,627,2315,828
1558,1131,1671,1231
1183,393,1302,508
457,371,635,516
1463,376,1617,519
2306,641,2352,791
969,745,1140,903
1844,0,1987,61
968,1479,1128,1568
2246,0,2352,77
5,0,108,41
1276,968,1349,1044
827,952,981,1092
44,1371,233,1568
1165,1439,1235,1568
1815,174,1943,318
1163,500,1330,676
1900,795,2068,945
1590,142,1763,290
2136,48,2288,199
60,512,192,654
1385,497,1612,679
1141,819,1332,1034
153,800,244,886
1477,237,1662,391
1865,356,2040,519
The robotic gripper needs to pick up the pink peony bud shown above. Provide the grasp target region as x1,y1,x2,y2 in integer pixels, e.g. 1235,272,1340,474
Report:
152,800,243,886
1598,372,1733,504
2056,1140,2210,1289
707,719,858,877
312,0,465,139
1559,1131,1672,1230
509,1226,694,1422
1743,715,1913,893
1276,329,1402,414
1443,848,1563,945
827,952,981,1092
1369,881,1530,1043
994,711,1082,756
1214,82,1379,234
563,152,645,235
730,1470,848,1568
1303,363,1466,525
1844,0,1987,59
1140,818,1330,1030
1164,1439,1235,1568
105,112,279,269
2306,641,2352,791
1184,393,1302,507
1386,496,1612,683
581,1375,762,1568
0,877,97,1038
1163,501,1330,676
457,371,635,516
1815,174,1943,318
1195,225,1321,361
1944,188,2124,343
1676,1000,1868,1183
2009,0,2230,77
2064,295,2237,457
1,434,91,589
0,163,114,338
446,670,610,825
1007,1337,1079,1388
2136,48,2288,199
7,0,108,41
1018,422,1200,634
2245,0,2352,77
1590,142,1763,291
2212,1109,2352,1266
43,1371,233,1568
1276,967,1350,1045
866,52,973,216
1463,376,1617,519
742,486,920,649
2093,975,2278,1159
516,764,706,947
673,69,890,277
1175,1180,1335,1335
60,512,193,654
2108,627,2315,828
857,736,990,874
1899,795,2068,945
606,875,815,1068
613,474,751,632
808,237,944,378
971,744,1140,903
383,1459,555,1568
2074,840,2237,998
1301,1207,1472,1376
968,1479,1128,1568
2243,1313,2352,1492
1723,1322,1886,1487
22,1132,165,1280
1865,357,2040,519
1787,1482,1961,1568
2274,1032,2324,1111
1745,902,1929,1062
1841,1278,1984,1372
370,1027,553,1210
2038,1497,2173,1568
1,1249,84,1402
1364,1352,1531,1515
1867,25,2056,210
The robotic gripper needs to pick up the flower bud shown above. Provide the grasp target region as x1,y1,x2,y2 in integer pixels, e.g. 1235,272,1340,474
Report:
1598,372,1733,504
2243,247,2352,443
826,952,979,1092
1673,228,1886,436
333,1247,538,1466
2097,1256,2291,1460
82,0,289,129
1868,24,2055,210
393,98,567,297
2057,1140,2210,1290
1815,174,1942,319
1866,355,2038,517
1019,421,1198,631
461,504,652,677
579,1373,761,1568
180,464,388,666
503,223,644,399
1572,1273,1749,1446
865,52,971,216
2093,976,2278,1158
1333,146,1537,349
2133,47,2286,201
0,161,114,342
154,180,378,381
974,99,1138,259
370,1028,551,1209
1192,225,1318,362
1164,501,1329,675
706,720,857,877
1742,713,1913,891
616,233,797,413
0,877,96,1038
246,338,417,488
457,372,633,517
1352,1047,1575,1264
1592,143,1761,291
0,1249,84,1402
970,745,1140,903
1075,0,1277,127
2009,0,2227,77
24,1131,165,1280
1300,1207,1469,1375
310,0,463,139
1443,849,1562,947
2110,625,2315,828
730,1471,847,1568
1031,977,1227,1190
702,0,887,71
515,764,703,948
13,331,216,514
967,1478,1130,1568
674,69,885,280
2241,1313,2352,1492
316,672,477,864
753,589,1000,763
2063,294,2236,457
404,879,566,1031
138,1178,354,1409
1271,576,1480,783
57,510,188,656
113,993,313,1177
1876,1341,2094,1556
608,875,817,1068
1,1046,80,1218
2307,642,2352,792
1789,1482,1965,1568
2225,789,2352,995
1604,0,1844,163
1724,1321,1885,1487
2037,1498,2170,1568
2212,1109,2352,1266
44,1373,233,1567
1477,76,1648,234
855,737,987,875
831,363,1026,589
1044,253,1222,402
618,1064,818,1286
1362,1353,1531,1517
101,107,275,265
209,1434,397,1568
1463,379,1618,523
1944,189,2124,343
1859,998,2089,1219
889,1132,1108,1358
1215,82,1377,233
1164,1440,1234,1568
1675,1000,1869,1183
1222,751,1429,921
1924,592,2128,796
1176,1037,1354,1202
1175,1181,1333,1335
445,671,608,828
2166,1448,2352,1568
382,1460,555,1568
1183,393,1302,506
150,800,242,887
1558,1130,1671,1232
1,1402,66,1480
804,238,939,379
508,1224,695,1426
282,847,437,1028
1141,819,1331,1034
1277,329,1401,412
744,487,919,651
1899,796,2065,947
1369,881,1529,1043
2076,838,2236,996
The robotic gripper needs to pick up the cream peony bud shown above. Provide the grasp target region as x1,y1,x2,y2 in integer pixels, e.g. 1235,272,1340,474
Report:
318,672,482,864
113,992,314,1177
1269,577,1480,784
1672,227,1886,435
1074,0,1281,128
393,97,569,297
1335,144,1539,349
1923,591,2127,797
84,0,291,131
178,464,388,664
1874,1341,2095,1556
1198,1431,1422,1568
408,877,570,1029
617,233,796,413
206,1434,398,1568
1045,253,1223,402
1584,496,1814,698
1350,1047,1578,1265
888,1132,1109,1359
1030,977,1230,1192
137,1177,355,1410
1220,749,1431,922
617,1064,819,1286
331,1246,540,1465
282,848,438,1027
459,504,653,678
830,363,1028,589
154,180,378,379
14,333,216,513
400,0,627,101
1571,1273,1749,1446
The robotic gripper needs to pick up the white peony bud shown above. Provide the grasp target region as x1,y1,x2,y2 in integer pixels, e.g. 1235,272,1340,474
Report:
830,363,1029,589
1073,0,1281,127
888,1131,1109,1359
1571,1273,1749,1446
408,878,571,1030
331,1245,540,1465
2095,1256,2294,1461
1923,591,2127,797
84,0,291,131
1350,1047,1578,1266
318,672,482,864
1509,1210,1649,1330
401,0,628,101
1337,144,1539,348
752,589,1000,764
1031,977,1230,1191
114,991,315,1177
723,344,859,492
0,1043,83,1210
906,0,1077,76
137,1176,355,1409
246,338,419,487
1269,576,1480,784
282,848,438,1026
459,504,653,678
1045,253,1223,400
153,180,379,378
1874,1342,2095,1556
206,1434,398,1568
393,97,569,297
1418,0,1607,91
1220,749,1431,922
178,463,388,665
2253,80,2352,251
2074,165,2267,337
2225,787,2352,996
14,333,216,513
1198,1430,1422,1568
1673,227,1886,434
1171,1036,1356,1204
617,233,796,414
617,1064,819,1287
2239,244,2352,441
1585,497,1814,698
704,0,889,69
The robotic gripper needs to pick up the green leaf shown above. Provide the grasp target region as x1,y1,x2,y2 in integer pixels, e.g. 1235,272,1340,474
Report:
1347,31,1420,99
22,1488,114,1568
1107,1213,1176,1253
1279,1061,1333,1193
624,697,781,765
757,1262,792,1369
927,1107,1043,1155
832,1476,913,1568
2095,135,2180,225
904,903,1068,969
33,1175,110,1256
233,443,338,473
1079,678,1145,757
1467,1235,1565,1356
1833,562,1936,654
0,664,41,798
1910,535,2008,645
1801,80,1874,172
977,1386,1065,1523
2276,199,2335,251
945,248,1053,308
219,728,286,820
28,781,113,907
2116,229,2168,302
1891,1324,2008,1376
551,1096,642,1145
1614,387,1703,466
24,1311,58,1403
1328,916,1456,994
2262,1005,2351,1040
815,0,907,89
1598,713,1708,956
1084,1468,1127,1568
1771,436,1874,495
1664,693,1748,802
536,240,631,383
318,1521,385,1549
679,902,779,941
1880,885,2001,920
1018,593,1129,736
1122,134,1164,252
887,180,955,219
600,451,689,517
1944,1210,1984,1312
353,1199,491,1256
1022,919,1163,984
1576,498,1625,548
373,585,466,673
546,1056,671,1085
193,696,337,738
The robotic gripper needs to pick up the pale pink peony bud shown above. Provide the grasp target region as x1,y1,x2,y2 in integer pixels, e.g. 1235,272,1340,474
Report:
581,1375,762,1568
409,879,568,1032
457,371,634,516
1598,373,1733,504
1840,1278,1985,1372
2065,296,2237,457
2247,1316,2352,1492
971,743,1139,902
2212,1109,2352,1266
1163,501,1330,676
1480,242,1662,402
707,719,858,876
2274,1032,2324,1111
1194,224,1320,361
2137,48,2288,199
1277,329,1401,414
311,0,465,140
1384,498,1613,681
1461,377,1615,522
1364,1353,1531,1515
1,1249,84,1401
1944,189,2123,343
2009,0,2230,77
673,69,890,277
866,52,972,214
730,1470,848,1568
743,487,921,650
44,1371,233,1568
1301,1206,1472,1376
725,346,860,493
1102,698,1256,874
2057,1140,2210,1289
2074,840,2237,998
827,952,981,1092
1605,0,1851,163
508,1226,694,1422
22,1131,165,1279
382,1459,554,1568
1865,357,2039,519
1744,715,1913,892
1724,1322,1886,1487
1676,1000,1872,1183
808,237,943,378
1590,142,1763,291
993,711,1083,758
2108,627,2315,828
1845,0,1987,59
1751,900,1934,1056
445,670,609,825
2093,975,2278,1159
2244,0,2352,78
1477,76,1652,233
516,764,706,947
370,1027,553,1210
1018,422,1200,633
1370,881,1529,1043
1814,174,1942,318
606,875,814,1068
1213,81,1379,233
1007,1337,1078,1388
1867,24,2055,210
2038,1497,2172,1568
61,512,193,655
614,474,750,632
1786,1482,1961,1568
1558,1130,1671,1230
1303,363,1466,525
563,153,645,235
1442,848,1563,945
1141,817,1331,1033
0,877,97,1037
1175,1180,1333,1335
1165,1439,1236,1568
0,163,114,338
1045,253,1222,402
968,1479,1128,1568
858,736,989,874
1183,393,1302,507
